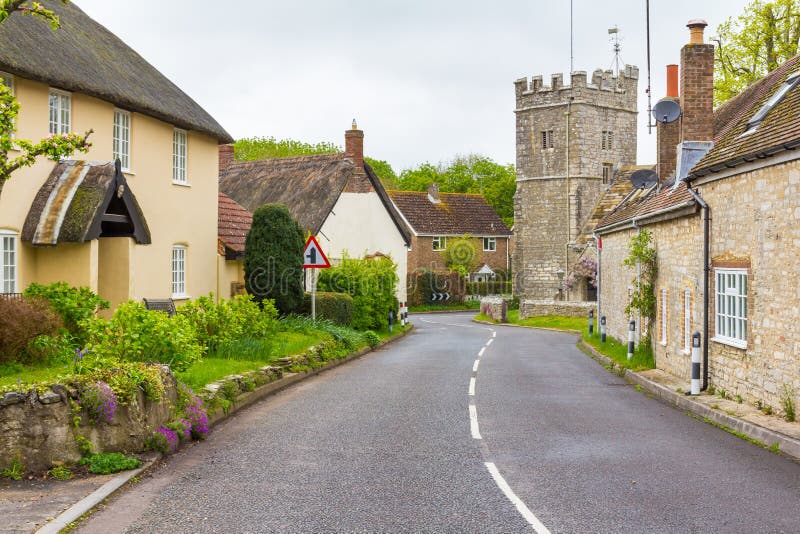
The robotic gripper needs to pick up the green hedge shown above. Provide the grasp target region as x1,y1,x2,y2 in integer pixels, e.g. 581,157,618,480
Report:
407,270,466,307
301,292,354,326
466,281,512,295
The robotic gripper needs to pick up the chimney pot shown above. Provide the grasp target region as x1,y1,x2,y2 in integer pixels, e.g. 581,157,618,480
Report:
687,19,708,44
666,64,679,97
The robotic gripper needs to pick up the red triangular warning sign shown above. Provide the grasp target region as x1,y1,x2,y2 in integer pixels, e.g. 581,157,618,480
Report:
303,235,331,268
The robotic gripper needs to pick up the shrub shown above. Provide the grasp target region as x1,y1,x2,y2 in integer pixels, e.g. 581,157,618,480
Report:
407,270,466,307
83,302,202,372
166,419,192,441
317,255,398,331
146,427,179,454
300,291,354,326
177,384,209,440
363,330,380,347
244,204,305,315
67,360,166,405
178,294,278,351
2,455,25,480
79,381,117,424
79,452,141,474
24,332,75,366
47,465,73,480
23,282,108,343
0,297,62,363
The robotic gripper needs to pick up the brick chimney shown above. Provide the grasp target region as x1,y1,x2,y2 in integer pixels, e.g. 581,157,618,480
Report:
219,144,234,173
674,19,715,182
428,182,441,203
657,65,681,182
680,20,714,143
344,119,365,170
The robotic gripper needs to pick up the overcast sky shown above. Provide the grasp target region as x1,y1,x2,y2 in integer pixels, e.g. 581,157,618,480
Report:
75,0,750,171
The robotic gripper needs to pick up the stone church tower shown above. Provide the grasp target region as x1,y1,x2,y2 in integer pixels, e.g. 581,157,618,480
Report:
513,66,639,299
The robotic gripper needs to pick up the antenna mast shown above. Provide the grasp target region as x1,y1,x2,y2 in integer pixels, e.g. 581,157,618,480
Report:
570,0,574,73
646,0,654,134
608,26,623,76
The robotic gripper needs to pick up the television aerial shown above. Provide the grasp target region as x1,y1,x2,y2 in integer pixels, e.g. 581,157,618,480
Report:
630,169,659,189
652,98,682,124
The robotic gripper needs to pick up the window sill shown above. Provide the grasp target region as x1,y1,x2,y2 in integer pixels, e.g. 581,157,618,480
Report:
659,341,667,347
122,169,135,176
711,336,747,350
172,294,190,301
172,181,191,188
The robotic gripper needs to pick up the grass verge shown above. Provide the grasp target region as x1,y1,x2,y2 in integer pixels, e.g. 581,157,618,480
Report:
409,301,480,313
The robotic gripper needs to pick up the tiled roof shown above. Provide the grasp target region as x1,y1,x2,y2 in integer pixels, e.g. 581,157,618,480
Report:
691,54,800,177
596,181,697,232
577,165,642,242
218,192,252,258
387,191,512,236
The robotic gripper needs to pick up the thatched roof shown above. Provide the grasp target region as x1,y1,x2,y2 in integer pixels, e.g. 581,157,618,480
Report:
22,160,151,245
0,2,232,143
219,154,411,245
386,190,512,236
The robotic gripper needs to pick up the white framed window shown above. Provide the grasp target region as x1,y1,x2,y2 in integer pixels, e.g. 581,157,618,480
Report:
432,236,447,251
113,110,131,171
1,230,18,294
602,130,614,150
172,129,187,184
683,289,692,353
714,268,747,348
483,237,496,252
660,288,668,345
172,245,187,298
541,129,554,150
48,89,71,135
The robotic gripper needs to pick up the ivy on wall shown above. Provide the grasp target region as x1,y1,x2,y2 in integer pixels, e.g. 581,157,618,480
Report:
623,230,657,343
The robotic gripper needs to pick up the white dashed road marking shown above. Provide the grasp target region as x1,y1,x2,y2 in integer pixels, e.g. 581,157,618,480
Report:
468,377,476,396
485,462,551,534
486,338,493,347
492,331,497,338
469,404,482,439
478,347,485,357
473,359,480,372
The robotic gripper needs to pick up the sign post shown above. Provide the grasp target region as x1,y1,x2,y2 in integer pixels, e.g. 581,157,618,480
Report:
303,235,331,321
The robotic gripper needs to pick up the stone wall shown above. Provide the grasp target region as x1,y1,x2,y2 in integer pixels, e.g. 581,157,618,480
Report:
513,66,639,299
0,368,177,472
598,159,800,414
519,299,597,319
480,297,508,323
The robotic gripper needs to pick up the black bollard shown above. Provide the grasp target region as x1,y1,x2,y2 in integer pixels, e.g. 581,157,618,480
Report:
600,315,607,343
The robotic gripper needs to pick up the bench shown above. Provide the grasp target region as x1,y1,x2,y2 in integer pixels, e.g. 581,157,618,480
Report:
143,298,176,317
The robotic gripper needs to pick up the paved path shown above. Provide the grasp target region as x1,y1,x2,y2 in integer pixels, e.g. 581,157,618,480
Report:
78,313,800,533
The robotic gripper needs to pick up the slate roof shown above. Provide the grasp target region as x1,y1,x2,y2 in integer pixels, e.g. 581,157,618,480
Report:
218,192,252,259
386,190,512,236
691,54,800,177
0,2,232,143
595,181,697,232
22,160,151,245
219,154,410,245
576,166,642,242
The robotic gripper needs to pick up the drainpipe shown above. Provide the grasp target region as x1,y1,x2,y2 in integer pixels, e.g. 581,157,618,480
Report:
594,234,601,319
686,186,710,390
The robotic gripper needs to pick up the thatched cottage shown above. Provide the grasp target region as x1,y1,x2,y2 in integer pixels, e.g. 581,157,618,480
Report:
219,125,412,302
0,2,234,307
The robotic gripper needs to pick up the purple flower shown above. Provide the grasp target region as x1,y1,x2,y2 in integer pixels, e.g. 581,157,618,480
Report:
184,398,209,439
79,381,116,424
156,426,179,453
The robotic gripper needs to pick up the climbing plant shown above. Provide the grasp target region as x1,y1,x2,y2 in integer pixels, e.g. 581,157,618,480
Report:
623,230,657,342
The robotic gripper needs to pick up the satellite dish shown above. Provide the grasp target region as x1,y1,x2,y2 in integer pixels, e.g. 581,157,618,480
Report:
652,98,681,124
630,169,658,189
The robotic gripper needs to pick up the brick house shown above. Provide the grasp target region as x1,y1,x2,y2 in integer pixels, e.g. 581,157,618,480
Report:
595,20,800,412
387,184,512,280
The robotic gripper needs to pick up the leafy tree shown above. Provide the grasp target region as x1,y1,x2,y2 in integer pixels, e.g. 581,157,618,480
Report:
364,157,398,189
0,0,93,199
244,204,305,315
396,155,516,227
713,0,800,106
234,136,340,160
443,235,479,278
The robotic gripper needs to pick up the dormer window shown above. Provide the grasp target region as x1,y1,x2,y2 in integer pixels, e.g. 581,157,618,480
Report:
744,70,800,134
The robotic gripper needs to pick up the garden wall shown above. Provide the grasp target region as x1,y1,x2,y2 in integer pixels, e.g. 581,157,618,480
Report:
0,367,176,473
520,299,596,319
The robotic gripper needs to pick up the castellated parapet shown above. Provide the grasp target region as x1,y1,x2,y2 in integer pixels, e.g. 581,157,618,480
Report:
512,65,639,300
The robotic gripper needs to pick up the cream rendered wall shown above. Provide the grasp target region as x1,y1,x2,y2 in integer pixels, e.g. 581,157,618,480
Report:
318,192,409,303
217,256,244,301
0,76,220,304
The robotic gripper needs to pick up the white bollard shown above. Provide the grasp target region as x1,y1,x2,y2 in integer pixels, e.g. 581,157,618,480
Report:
691,332,702,395
627,320,635,361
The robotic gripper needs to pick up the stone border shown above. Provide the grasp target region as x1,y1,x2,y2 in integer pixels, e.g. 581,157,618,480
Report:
473,317,800,462
35,324,415,533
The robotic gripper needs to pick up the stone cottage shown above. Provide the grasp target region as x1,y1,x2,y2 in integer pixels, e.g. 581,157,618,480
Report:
595,20,800,412
0,2,233,308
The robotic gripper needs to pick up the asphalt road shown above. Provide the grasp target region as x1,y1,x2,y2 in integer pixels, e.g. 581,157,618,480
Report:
78,313,800,533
